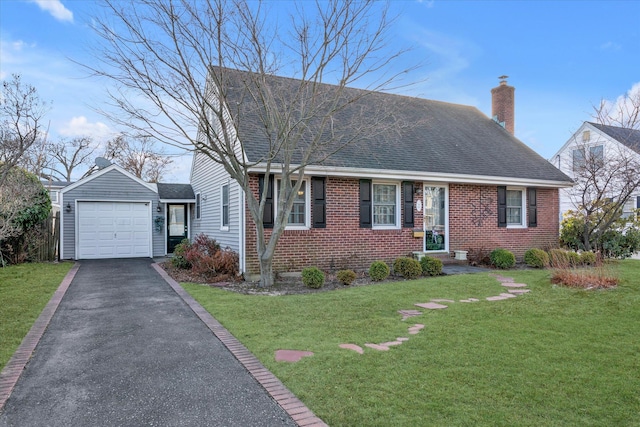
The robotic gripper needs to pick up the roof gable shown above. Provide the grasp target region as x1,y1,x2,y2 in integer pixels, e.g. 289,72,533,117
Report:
61,164,157,194
219,69,571,184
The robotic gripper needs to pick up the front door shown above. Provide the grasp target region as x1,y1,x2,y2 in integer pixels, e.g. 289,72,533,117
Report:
423,185,447,252
167,204,187,253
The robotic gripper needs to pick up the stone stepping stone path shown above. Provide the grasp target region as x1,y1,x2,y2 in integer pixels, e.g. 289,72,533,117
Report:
275,349,314,362
415,302,448,310
398,309,423,321
282,273,532,360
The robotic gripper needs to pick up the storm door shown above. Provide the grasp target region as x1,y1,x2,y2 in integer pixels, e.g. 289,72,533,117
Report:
167,204,188,253
423,185,447,252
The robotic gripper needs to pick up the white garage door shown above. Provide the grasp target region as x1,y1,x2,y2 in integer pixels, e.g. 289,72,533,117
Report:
78,201,151,259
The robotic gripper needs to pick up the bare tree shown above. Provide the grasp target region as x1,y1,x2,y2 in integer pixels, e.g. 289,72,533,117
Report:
98,135,172,183
593,83,640,129
87,0,414,287
0,74,49,186
562,86,640,252
46,136,98,182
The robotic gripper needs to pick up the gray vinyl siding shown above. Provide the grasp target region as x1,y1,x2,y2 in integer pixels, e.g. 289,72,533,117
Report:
190,151,241,253
61,169,164,259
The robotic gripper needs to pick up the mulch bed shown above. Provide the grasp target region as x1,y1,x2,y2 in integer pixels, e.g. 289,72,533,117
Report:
159,261,394,295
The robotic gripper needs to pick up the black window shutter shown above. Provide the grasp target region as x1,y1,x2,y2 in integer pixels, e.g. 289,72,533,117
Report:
311,177,326,228
497,186,507,227
402,181,414,228
637,195,640,209
359,179,372,228
258,174,274,229
528,188,537,227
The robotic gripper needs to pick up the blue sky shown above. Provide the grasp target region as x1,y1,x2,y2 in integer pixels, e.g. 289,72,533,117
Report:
1,0,639,182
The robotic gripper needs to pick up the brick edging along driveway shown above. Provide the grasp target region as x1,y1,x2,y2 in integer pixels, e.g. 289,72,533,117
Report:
0,263,80,413
151,264,328,427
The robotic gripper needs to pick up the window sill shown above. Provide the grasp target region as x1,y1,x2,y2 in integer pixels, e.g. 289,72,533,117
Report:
506,224,527,229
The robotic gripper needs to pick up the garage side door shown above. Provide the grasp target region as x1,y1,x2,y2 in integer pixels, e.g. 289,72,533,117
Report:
78,201,151,259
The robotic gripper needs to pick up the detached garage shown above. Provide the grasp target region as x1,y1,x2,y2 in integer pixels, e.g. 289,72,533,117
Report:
77,201,152,259
60,164,185,260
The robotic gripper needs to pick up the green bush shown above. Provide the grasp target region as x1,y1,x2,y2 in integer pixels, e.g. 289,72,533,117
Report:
369,261,390,281
567,250,581,267
490,248,516,269
171,239,192,269
393,257,422,279
302,267,325,289
580,251,597,266
523,248,549,268
336,269,357,286
420,256,443,276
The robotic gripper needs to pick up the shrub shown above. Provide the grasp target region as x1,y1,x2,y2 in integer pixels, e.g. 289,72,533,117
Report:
171,239,192,269
548,248,570,268
567,250,581,267
302,267,325,289
336,269,357,286
467,247,491,266
580,251,597,266
174,234,239,278
420,256,443,276
551,266,618,289
393,257,422,279
490,248,515,269
523,248,549,268
369,260,390,281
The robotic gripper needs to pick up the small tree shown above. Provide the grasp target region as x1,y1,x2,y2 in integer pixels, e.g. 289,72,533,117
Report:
561,85,640,252
0,74,49,187
86,0,415,287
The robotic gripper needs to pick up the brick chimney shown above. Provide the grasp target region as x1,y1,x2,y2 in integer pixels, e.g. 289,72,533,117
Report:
491,75,515,135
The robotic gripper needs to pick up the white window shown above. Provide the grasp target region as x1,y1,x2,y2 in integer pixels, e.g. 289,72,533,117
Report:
276,179,310,229
373,182,399,228
590,145,604,165
221,184,229,229
49,190,58,203
506,187,526,227
572,148,585,171
195,193,201,220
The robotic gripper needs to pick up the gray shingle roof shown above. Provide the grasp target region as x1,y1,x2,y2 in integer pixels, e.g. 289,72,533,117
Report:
220,69,572,184
588,122,640,154
157,183,195,200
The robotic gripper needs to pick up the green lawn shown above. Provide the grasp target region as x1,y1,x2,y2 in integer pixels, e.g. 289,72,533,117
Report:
184,260,640,426
0,262,73,371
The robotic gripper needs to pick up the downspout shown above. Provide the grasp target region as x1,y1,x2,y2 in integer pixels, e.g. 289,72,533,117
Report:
239,183,246,275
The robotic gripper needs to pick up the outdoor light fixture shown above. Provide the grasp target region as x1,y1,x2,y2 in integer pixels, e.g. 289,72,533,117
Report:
65,203,71,213
156,205,162,213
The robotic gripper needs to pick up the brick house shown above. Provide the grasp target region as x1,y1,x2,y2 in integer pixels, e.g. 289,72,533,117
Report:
190,72,572,279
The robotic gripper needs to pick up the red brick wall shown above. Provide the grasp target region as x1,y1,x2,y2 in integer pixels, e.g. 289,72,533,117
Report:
244,176,422,275
244,176,560,275
448,184,559,259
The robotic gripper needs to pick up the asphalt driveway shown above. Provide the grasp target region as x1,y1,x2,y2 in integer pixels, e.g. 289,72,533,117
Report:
0,259,298,427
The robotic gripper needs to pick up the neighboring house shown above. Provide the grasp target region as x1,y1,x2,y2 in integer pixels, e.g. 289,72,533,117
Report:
40,180,73,213
550,121,640,220
191,73,573,279
60,164,195,260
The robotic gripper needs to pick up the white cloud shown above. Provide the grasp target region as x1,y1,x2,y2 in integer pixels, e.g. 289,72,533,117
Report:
28,0,73,23
59,116,112,139
600,41,621,51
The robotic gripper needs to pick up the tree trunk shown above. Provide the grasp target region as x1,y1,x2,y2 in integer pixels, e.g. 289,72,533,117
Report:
258,255,275,288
